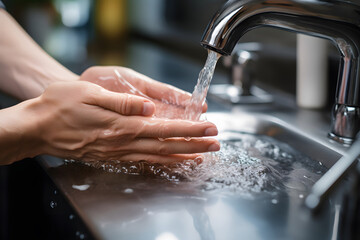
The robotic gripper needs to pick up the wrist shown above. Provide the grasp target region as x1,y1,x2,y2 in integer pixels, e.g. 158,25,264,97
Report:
0,98,44,164
40,68,79,91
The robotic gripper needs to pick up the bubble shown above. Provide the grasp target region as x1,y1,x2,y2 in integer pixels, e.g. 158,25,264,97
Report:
50,201,57,209
72,184,90,191
124,188,134,194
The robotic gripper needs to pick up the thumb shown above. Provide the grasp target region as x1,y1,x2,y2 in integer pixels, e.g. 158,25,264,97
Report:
90,89,155,116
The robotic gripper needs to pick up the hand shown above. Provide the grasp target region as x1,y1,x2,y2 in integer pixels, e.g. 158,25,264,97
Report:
79,66,207,119
25,81,219,163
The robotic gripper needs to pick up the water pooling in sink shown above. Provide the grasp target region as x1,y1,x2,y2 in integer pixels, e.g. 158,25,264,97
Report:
70,131,327,198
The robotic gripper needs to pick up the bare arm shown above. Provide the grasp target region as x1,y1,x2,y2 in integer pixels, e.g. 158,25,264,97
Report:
0,9,219,165
0,9,78,100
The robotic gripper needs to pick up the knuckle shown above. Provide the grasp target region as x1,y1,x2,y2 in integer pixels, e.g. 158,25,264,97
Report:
71,147,87,159
157,144,169,155
75,150,86,159
158,124,170,138
121,67,132,74
120,94,133,115
83,82,100,95
67,141,86,151
82,66,99,78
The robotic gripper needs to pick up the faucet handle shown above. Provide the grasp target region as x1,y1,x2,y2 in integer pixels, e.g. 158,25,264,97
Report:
209,43,272,104
223,49,257,96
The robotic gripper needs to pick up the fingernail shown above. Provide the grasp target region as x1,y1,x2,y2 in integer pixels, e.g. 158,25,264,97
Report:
142,102,155,116
204,127,218,136
208,143,220,152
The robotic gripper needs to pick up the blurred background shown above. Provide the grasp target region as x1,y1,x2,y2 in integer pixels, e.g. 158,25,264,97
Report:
3,0,301,94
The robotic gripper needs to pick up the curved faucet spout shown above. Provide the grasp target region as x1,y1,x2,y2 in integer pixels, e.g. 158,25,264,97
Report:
201,0,360,143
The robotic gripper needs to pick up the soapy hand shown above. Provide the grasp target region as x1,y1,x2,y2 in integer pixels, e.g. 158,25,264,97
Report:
80,66,207,119
26,81,219,163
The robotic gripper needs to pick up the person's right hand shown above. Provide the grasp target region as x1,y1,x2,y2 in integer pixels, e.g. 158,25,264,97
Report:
19,81,219,164
80,66,207,119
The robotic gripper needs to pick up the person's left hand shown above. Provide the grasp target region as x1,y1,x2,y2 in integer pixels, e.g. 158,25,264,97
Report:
79,66,207,119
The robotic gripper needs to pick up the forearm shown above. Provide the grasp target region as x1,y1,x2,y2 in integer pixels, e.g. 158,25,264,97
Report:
0,99,42,164
0,9,78,100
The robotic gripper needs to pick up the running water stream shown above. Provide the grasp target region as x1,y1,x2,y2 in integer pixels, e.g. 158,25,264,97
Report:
184,50,221,120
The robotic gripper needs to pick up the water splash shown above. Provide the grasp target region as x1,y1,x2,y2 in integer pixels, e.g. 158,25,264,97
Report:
68,132,327,196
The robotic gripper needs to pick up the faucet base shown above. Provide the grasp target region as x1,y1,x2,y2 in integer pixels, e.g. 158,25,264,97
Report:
329,104,360,145
209,84,273,104
328,132,354,146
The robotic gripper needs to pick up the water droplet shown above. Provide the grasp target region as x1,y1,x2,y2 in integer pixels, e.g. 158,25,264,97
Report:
103,129,112,136
50,201,57,209
72,184,90,191
69,214,75,220
124,188,134,194
299,194,304,199
271,199,278,204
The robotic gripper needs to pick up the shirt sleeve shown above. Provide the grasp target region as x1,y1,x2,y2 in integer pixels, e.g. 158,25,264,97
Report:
0,1,5,9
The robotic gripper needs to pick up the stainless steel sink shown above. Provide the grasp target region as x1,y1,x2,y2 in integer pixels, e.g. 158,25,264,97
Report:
40,111,352,240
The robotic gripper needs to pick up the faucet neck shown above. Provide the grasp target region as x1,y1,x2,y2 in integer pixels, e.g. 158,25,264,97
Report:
201,0,360,142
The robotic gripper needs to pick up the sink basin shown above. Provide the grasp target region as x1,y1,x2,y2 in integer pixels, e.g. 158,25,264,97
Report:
207,112,341,168
41,111,347,240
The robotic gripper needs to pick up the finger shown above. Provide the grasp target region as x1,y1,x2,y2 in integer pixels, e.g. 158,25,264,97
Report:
127,118,218,138
202,101,208,113
88,67,208,113
132,75,208,113
118,153,204,164
126,138,220,155
88,89,155,116
145,82,208,113
140,78,208,113
122,68,193,106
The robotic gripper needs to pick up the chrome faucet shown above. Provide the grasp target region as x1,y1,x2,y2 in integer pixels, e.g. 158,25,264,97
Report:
201,0,360,144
